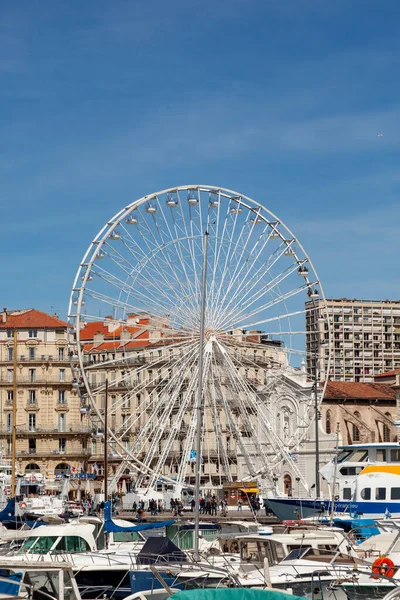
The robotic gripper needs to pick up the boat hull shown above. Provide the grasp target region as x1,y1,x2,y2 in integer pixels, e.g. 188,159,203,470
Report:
264,497,400,521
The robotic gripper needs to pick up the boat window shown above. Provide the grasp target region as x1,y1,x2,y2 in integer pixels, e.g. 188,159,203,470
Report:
360,488,371,500
274,542,285,561
343,488,352,500
391,488,400,500
391,450,400,462
53,536,90,553
349,450,368,462
376,449,386,462
17,537,38,553
23,570,60,600
376,487,386,500
19,537,59,554
64,569,80,600
337,451,352,463
283,547,311,561
339,467,362,476
113,532,142,542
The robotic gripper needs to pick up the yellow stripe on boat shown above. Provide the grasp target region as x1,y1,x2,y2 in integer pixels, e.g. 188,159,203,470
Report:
360,465,400,475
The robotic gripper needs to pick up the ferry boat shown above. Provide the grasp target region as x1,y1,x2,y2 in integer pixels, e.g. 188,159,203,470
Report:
265,443,400,521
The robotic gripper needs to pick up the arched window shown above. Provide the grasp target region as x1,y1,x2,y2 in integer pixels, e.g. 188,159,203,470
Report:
325,410,332,434
283,474,292,497
54,463,70,477
384,412,392,442
25,463,40,473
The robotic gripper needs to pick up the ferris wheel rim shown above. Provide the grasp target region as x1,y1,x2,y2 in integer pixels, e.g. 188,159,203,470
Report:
67,184,331,491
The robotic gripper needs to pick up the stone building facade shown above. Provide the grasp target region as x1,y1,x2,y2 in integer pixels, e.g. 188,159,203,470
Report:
320,380,398,445
0,308,91,479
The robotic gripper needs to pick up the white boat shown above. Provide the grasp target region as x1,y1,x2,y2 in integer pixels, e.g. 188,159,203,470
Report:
265,443,400,521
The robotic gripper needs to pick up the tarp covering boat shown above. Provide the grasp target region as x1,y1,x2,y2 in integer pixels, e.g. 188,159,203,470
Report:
0,498,15,522
103,500,175,533
172,589,306,600
136,536,186,565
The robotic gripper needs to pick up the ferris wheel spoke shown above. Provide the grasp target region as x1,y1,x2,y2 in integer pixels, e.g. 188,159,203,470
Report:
221,281,313,332
214,243,293,330
212,223,274,327
215,246,298,327
92,244,181,317
119,225,200,318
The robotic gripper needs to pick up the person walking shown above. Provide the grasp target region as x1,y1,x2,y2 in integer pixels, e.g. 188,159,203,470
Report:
237,498,242,512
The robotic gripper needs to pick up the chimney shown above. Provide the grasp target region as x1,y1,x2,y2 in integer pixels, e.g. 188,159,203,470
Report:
2,308,6,324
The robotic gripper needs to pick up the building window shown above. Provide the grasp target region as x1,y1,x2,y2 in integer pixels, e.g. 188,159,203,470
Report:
58,390,66,404
58,413,66,432
28,368,36,383
25,463,40,473
59,369,65,382
325,410,332,435
28,413,36,432
352,411,360,442
54,462,70,477
59,438,66,453
6,330,12,338
7,347,13,361
29,329,38,338
28,438,36,454
384,412,392,442
7,391,13,403
29,347,36,360
29,390,36,404
6,413,12,433
58,348,65,361
92,439,97,454
7,369,13,383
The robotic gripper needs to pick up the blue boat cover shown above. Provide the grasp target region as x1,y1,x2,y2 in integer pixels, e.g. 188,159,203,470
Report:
0,570,22,597
0,498,15,521
172,589,306,600
103,501,175,533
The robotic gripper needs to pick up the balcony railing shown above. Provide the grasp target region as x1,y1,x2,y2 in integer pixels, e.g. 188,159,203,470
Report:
0,425,92,435
0,377,72,385
0,355,70,364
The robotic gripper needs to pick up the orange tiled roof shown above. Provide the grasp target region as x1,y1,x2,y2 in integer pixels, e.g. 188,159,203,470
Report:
324,381,396,400
375,369,400,378
0,309,66,329
79,321,145,340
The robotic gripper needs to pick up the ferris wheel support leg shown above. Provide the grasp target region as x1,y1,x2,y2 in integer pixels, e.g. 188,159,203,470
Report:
194,231,209,563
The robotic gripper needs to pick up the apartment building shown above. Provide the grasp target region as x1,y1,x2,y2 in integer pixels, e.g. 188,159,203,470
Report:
0,308,91,478
306,298,400,382
75,315,288,486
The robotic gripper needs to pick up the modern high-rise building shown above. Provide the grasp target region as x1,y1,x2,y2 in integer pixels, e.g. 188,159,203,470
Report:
306,298,400,382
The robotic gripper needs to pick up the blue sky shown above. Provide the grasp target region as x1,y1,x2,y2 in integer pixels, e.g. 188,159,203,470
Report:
1,0,400,318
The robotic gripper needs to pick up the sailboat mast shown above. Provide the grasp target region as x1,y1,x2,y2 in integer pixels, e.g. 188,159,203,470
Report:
104,378,108,502
194,231,209,562
11,330,17,497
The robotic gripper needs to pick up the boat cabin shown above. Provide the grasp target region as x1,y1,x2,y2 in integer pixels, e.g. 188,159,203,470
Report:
320,443,400,501
236,529,353,568
15,519,146,557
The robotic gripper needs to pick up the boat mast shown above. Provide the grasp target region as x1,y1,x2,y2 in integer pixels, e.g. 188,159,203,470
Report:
11,330,17,497
194,231,209,562
104,378,108,502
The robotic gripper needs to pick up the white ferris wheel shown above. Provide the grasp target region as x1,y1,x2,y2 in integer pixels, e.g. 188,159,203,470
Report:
68,185,330,494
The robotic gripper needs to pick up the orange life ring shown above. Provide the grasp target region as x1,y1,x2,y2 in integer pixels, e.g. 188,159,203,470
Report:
19,501,27,510
372,556,396,579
